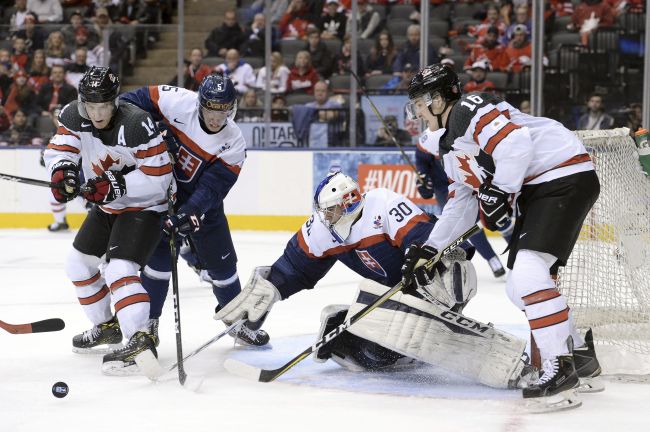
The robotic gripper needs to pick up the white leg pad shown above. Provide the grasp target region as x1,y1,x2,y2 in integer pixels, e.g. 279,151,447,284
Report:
347,279,527,388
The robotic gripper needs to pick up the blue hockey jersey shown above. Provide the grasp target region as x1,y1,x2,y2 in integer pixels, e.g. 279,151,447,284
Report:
268,188,436,299
121,85,246,215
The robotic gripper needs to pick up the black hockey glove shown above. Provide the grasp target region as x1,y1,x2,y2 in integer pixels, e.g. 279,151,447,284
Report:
417,173,434,199
50,161,80,203
401,244,446,294
477,179,512,231
82,170,127,204
164,210,202,237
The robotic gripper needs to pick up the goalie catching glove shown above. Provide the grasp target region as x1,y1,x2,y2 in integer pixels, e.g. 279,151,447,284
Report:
82,170,127,204
214,266,280,326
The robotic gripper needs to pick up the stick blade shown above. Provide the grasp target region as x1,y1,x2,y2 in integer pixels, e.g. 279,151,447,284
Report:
224,358,263,382
31,318,65,333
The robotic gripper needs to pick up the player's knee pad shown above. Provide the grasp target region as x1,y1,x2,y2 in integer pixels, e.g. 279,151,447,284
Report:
508,250,557,299
65,248,103,281
418,248,477,312
313,305,410,372
142,265,171,281
104,259,141,288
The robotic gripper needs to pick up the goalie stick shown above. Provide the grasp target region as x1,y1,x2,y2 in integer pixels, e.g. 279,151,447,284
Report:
224,224,482,383
0,318,65,334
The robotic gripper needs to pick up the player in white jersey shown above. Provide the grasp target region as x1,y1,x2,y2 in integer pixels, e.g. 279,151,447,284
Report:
44,66,174,374
401,64,602,405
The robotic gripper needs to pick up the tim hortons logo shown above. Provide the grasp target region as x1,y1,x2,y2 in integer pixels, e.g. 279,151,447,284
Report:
91,154,121,176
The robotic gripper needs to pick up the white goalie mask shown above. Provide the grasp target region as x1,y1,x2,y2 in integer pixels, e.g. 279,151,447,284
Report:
314,172,365,243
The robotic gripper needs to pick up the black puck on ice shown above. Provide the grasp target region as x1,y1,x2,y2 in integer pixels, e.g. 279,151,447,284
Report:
52,382,69,398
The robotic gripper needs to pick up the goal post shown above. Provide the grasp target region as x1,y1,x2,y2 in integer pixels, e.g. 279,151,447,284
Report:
557,128,650,376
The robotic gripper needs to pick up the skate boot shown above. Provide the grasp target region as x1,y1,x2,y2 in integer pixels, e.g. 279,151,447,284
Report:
523,354,581,413
147,318,160,347
48,219,69,232
488,256,506,278
574,328,604,392
102,331,158,376
72,316,122,354
215,305,270,347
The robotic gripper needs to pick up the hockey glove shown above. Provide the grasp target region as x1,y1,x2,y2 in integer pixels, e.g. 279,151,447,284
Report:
417,173,434,199
50,161,80,203
163,210,202,237
82,170,127,204
477,180,512,231
401,244,446,292
215,266,279,325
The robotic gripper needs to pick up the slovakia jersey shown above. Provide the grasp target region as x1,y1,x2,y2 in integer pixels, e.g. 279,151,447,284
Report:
44,100,173,214
267,188,435,299
422,92,595,250
121,85,246,215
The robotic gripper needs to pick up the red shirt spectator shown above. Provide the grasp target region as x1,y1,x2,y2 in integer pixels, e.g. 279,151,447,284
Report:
549,0,575,17
505,25,532,73
463,60,496,93
471,4,508,42
464,27,509,72
286,51,320,94
279,0,317,40
571,0,615,30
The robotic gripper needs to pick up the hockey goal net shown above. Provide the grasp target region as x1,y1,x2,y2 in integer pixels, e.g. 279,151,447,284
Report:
557,128,650,376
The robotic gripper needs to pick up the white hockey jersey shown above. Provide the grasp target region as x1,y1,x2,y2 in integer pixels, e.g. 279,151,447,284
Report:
423,92,594,250
44,100,173,214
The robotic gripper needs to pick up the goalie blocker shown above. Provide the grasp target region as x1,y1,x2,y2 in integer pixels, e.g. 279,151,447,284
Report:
314,279,530,389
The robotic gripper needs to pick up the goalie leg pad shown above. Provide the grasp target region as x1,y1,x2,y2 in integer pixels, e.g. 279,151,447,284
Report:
347,279,527,388
313,304,410,372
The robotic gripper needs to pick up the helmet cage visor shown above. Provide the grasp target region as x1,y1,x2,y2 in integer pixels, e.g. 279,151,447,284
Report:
406,92,446,120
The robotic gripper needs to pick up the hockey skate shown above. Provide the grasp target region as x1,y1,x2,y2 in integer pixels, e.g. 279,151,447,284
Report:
523,354,581,413
102,331,158,376
488,256,506,278
72,316,123,354
574,328,605,393
48,219,69,232
215,305,271,347
147,318,160,347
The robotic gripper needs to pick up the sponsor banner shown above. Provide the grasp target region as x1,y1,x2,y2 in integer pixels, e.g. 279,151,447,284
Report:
360,95,422,145
313,151,438,208
239,122,329,148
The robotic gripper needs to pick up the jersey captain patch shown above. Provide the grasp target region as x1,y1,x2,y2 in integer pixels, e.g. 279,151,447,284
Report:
355,249,387,278
175,146,203,182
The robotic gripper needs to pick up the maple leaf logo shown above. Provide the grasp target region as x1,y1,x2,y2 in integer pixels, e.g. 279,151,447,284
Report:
91,154,121,176
456,154,482,190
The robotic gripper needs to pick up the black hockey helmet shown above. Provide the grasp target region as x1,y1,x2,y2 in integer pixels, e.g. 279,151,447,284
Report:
78,66,120,103
408,63,461,103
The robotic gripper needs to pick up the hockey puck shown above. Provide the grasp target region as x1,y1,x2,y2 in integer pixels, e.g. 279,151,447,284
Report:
52,382,69,398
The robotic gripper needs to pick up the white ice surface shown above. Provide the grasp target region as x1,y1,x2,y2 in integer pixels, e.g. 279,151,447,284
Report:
1,230,649,431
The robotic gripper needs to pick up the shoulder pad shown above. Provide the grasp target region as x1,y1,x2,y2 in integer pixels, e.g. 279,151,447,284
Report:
115,101,160,147
448,92,502,140
57,101,82,132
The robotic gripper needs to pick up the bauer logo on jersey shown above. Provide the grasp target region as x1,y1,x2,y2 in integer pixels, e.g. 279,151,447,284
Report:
356,250,387,278
175,147,203,182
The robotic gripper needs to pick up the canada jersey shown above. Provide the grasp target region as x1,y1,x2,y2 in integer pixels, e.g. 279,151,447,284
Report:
267,188,435,299
425,92,595,250
120,85,246,214
44,100,173,214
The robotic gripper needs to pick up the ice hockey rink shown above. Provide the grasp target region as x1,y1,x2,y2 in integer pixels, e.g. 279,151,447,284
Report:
1,229,649,432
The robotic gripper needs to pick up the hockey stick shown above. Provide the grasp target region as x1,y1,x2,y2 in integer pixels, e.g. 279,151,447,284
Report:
346,69,422,180
0,318,65,334
0,172,92,193
224,224,482,383
167,189,187,385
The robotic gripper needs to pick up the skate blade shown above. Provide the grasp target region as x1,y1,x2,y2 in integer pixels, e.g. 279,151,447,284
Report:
578,376,605,393
134,350,165,380
101,360,141,376
524,389,582,414
72,343,122,355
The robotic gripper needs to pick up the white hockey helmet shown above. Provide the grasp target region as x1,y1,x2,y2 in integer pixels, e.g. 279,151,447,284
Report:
314,172,364,243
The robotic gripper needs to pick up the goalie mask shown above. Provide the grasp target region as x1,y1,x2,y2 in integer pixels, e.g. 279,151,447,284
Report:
314,172,364,243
